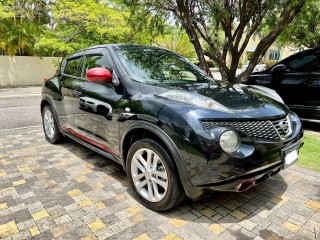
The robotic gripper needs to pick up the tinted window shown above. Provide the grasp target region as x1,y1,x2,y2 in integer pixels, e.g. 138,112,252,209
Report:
115,47,210,84
300,55,320,72
64,57,82,76
284,50,320,72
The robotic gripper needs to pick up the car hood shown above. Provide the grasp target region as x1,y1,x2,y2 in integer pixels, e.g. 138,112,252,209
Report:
140,81,288,119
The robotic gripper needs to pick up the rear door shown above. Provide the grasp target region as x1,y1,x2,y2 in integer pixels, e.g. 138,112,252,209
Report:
58,54,83,130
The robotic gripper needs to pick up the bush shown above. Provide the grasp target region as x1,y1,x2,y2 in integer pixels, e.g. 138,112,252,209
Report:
207,61,217,68
262,60,277,68
238,61,244,69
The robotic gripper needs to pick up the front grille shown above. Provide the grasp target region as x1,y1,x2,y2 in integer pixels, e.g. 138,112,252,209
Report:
271,116,292,138
201,115,292,142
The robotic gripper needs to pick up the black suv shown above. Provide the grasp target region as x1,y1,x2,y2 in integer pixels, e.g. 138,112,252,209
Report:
41,44,303,211
247,47,320,121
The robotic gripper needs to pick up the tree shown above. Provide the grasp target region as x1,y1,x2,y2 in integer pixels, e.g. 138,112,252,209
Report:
126,0,306,82
155,31,197,62
277,0,320,49
2,20,43,55
0,0,49,55
34,0,160,57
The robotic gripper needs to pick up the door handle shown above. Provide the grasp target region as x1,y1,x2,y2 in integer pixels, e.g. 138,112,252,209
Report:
73,90,83,97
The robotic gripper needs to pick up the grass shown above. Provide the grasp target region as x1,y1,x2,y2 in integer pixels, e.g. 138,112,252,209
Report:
296,132,320,172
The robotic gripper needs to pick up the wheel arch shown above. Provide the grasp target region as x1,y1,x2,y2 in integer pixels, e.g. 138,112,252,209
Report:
97,105,109,113
40,99,51,112
40,97,61,130
120,121,191,190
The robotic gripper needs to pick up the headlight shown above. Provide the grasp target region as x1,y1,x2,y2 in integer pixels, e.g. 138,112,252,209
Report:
158,90,233,113
219,130,241,153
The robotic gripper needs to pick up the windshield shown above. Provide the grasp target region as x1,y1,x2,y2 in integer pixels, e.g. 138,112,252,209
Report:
115,46,211,84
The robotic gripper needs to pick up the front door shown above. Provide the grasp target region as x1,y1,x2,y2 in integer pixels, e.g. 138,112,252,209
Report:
72,49,124,157
276,50,320,119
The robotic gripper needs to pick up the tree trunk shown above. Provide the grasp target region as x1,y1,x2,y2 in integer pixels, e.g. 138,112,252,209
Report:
175,0,212,77
190,35,212,77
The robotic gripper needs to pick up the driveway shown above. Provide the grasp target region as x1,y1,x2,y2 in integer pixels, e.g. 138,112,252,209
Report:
0,87,42,130
0,126,319,240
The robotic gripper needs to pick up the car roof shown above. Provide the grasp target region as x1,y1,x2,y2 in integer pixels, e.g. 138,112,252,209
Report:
66,44,177,59
288,46,320,58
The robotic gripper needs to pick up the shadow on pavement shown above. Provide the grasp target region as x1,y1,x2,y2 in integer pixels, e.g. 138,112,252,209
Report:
62,137,288,238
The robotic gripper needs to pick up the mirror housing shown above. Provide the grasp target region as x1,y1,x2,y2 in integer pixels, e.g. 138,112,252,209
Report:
271,64,288,73
201,69,208,75
86,67,112,83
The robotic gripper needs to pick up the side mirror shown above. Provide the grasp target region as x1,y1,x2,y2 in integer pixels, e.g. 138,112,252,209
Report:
271,64,288,73
86,67,112,83
201,69,208,75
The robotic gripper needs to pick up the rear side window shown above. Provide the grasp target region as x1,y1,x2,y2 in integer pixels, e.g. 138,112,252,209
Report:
284,50,320,72
64,57,82,76
299,53,320,72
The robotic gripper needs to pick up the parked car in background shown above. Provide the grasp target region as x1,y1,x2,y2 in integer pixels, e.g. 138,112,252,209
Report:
241,61,266,73
247,47,320,122
41,44,303,211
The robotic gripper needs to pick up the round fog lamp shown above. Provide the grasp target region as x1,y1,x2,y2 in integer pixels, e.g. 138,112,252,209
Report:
219,130,241,153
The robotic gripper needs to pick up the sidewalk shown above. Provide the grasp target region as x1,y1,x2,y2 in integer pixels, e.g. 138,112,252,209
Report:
0,86,42,98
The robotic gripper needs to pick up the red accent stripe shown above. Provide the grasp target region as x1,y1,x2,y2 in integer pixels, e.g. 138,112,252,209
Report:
61,127,119,157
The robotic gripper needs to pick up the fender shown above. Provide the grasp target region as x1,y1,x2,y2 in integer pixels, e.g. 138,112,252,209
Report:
120,121,193,191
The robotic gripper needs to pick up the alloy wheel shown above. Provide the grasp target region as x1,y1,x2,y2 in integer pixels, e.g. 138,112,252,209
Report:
131,148,168,202
43,109,55,139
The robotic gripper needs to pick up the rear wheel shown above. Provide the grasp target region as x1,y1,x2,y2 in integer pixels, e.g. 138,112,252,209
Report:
42,105,63,143
127,139,185,211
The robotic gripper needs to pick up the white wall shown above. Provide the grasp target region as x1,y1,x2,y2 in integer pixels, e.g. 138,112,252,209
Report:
0,56,60,87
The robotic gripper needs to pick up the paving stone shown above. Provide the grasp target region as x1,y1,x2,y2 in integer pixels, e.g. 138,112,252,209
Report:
179,211,198,221
11,209,32,224
16,219,35,231
215,206,232,216
207,223,225,235
69,209,87,220
0,127,319,240
239,219,257,231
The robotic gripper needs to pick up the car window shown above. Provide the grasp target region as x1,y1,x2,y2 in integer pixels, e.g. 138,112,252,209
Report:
284,50,320,72
82,55,111,77
64,57,82,77
115,47,210,84
299,54,320,72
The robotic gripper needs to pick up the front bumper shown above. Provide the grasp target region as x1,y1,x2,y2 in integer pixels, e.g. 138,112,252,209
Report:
166,112,304,199
183,139,303,199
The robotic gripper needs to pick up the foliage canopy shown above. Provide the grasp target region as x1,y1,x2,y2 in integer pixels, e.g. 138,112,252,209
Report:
0,0,316,82
126,0,307,82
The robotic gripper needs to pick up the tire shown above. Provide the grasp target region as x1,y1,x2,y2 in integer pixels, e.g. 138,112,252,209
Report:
127,139,185,211
42,105,63,144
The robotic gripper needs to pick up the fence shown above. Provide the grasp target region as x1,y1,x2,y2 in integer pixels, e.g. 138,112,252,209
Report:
0,56,60,87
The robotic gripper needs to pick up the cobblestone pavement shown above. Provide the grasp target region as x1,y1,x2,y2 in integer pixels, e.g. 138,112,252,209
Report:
0,127,319,240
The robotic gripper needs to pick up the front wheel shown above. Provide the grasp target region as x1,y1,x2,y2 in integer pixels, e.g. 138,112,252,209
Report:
42,105,63,144
127,139,185,211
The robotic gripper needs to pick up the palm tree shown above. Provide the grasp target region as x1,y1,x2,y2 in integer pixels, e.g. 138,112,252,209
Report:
2,20,43,55
0,0,48,55
156,33,197,62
